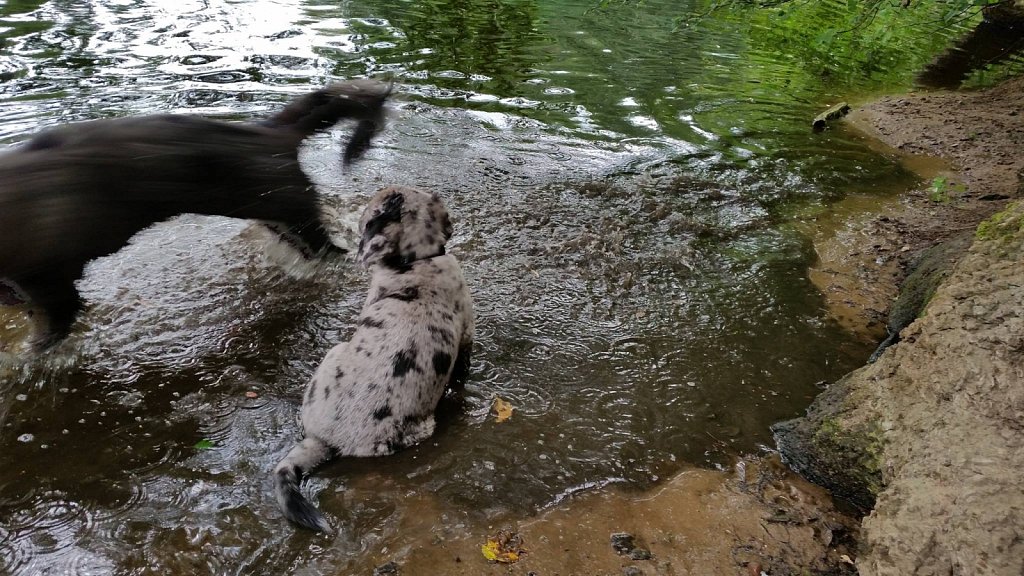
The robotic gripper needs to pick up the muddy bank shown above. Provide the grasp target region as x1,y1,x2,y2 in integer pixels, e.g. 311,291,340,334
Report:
776,76,1024,575
805,77,1024,344
359,457,857,576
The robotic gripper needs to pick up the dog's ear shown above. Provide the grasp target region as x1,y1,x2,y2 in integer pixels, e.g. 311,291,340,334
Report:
440,209,453,242
364,191,404,238
429,192,453,241
357,190,404,265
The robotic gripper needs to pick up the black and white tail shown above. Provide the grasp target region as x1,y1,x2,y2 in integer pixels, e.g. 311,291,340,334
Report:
273,436,334,532
263,79,393,164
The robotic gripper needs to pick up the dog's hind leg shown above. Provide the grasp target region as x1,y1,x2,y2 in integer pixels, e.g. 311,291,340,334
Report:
13,266,85,350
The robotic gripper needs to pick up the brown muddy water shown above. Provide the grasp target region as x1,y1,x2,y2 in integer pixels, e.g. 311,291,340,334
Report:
0,0,976,574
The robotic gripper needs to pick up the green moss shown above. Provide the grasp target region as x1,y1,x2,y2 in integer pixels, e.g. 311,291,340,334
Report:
975,203,1024,243
813,417,886,496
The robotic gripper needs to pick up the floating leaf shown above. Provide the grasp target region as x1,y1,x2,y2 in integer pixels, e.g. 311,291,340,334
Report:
194,438,215,450
492,397,514,423
481,529,525,563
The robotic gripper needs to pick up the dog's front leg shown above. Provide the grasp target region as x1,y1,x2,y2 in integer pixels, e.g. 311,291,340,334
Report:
260,220,344,262
238,186,344,260
290,220,346,259
447,341,473,394
13,265,85,350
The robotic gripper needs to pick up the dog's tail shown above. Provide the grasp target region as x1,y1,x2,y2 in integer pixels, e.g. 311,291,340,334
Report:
273,436,334,532
264,79,393,164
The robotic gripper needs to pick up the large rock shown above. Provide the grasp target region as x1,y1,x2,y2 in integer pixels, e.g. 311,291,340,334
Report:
776,201,1024,575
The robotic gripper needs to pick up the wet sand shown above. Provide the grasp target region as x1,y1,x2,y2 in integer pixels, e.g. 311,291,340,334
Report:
356,458,859,576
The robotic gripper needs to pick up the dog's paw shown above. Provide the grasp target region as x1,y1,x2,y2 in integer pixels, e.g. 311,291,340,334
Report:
241,223,351,280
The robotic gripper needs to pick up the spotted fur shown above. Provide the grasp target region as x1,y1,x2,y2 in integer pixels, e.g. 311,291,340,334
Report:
273,186,474,532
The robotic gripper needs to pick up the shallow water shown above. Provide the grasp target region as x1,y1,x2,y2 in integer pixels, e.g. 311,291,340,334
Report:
0,0,973,573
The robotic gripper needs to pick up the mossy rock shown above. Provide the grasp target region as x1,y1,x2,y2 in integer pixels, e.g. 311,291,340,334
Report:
772,375,884,511
975,202,1024,244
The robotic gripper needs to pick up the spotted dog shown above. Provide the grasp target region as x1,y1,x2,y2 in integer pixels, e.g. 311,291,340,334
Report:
274,185,474,532
0,79,390,350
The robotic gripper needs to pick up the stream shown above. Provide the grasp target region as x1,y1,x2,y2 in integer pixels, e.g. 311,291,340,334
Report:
0,0,979,573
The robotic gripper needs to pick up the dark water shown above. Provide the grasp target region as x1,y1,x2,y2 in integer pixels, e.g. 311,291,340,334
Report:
0,0,977,573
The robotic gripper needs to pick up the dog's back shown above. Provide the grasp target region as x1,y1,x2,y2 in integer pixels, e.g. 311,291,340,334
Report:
303,252,473,457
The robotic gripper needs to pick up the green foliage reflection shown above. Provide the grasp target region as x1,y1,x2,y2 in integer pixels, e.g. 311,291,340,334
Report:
350,0,547,91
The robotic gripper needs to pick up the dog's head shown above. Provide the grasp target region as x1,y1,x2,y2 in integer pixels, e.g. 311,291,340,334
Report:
357,186,453,269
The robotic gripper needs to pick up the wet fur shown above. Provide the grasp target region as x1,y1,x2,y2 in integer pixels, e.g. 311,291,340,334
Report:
273,186,474,532
0,79,390,350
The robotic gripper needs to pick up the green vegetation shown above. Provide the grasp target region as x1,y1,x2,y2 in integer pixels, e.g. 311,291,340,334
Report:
975,201,1024,242
928,176,967,202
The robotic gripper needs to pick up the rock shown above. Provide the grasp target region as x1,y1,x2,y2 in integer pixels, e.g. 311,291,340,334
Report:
610,531,652,561
772,376,884,511
867,232,972,362
610,532,637,555
630,548,653,561
373,561,399,575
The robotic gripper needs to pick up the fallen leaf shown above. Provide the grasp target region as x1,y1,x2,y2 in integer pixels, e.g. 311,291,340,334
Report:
245,391,259,399
840,554,855,565
194,439,215,450
492,397,514,423
481,529,525,563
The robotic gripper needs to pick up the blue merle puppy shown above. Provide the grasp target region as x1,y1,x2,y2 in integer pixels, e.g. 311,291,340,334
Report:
274,185,474,532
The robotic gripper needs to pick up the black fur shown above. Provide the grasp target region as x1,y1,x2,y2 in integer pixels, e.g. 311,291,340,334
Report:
383,287,420,302
372,405,393,420
431,350,452,376
391,349,418,377
0,80,391,350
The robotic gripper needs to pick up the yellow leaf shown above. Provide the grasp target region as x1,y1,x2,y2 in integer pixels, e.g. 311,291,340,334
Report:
492,397,514,423
481,540,500,562
481,530,524,563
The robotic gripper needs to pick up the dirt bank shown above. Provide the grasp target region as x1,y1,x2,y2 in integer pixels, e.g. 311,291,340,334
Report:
776,76,1024,575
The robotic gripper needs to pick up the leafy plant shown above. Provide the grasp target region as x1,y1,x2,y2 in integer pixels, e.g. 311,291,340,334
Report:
929,176,967,202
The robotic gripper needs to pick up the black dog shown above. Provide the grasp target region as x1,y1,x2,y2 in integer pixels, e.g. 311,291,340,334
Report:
0,80,391,350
